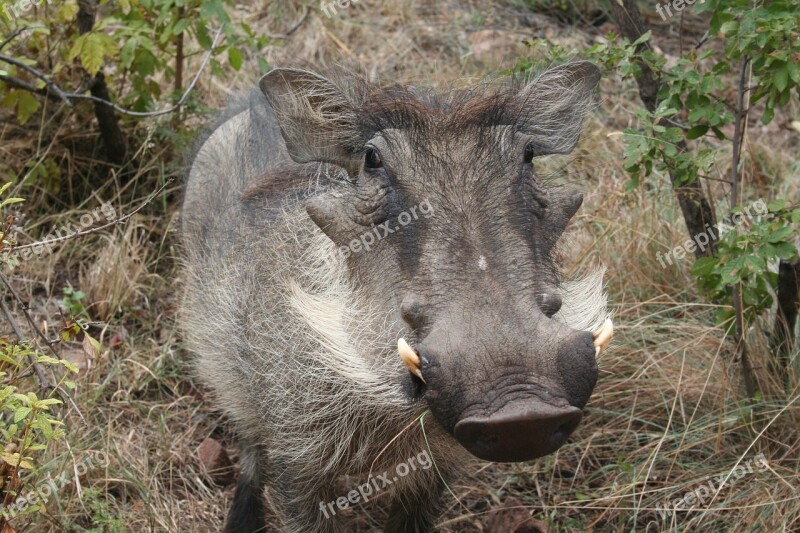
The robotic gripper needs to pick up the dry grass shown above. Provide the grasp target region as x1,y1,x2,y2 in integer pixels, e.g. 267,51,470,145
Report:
1,0,798,531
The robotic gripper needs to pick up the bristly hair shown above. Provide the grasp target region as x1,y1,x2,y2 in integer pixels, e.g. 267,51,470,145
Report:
295,63,599,159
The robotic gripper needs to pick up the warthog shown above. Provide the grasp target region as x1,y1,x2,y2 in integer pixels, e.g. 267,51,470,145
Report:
180,62,612,532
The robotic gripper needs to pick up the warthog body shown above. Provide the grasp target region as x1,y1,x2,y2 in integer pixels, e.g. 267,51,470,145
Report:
180,63,609,532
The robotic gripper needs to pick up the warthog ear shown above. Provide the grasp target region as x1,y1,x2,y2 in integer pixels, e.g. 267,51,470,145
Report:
511,61,600,156
259,68,359,167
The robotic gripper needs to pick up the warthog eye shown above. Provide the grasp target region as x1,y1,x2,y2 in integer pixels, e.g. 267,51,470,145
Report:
523,143,535,164
364,147,383,169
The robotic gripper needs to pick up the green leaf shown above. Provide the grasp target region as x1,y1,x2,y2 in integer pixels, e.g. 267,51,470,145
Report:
774,66,789,92
762,106,775,124
60,359,80,374
632,31,652,47
228,47,243,71
120,38,138,69
35,398,63,407
0,197,24,208
775,242,798,260
35,355,61,365
712,60,730,75
692,257,719,277
767,199,789,211
16,91,41,125
686,125,709,140
12,393,32,405
173,18,191,35
13,406,31,423
719,21,739,36
788,61,800,84
72,33,117,76
766,226,793,243
194,21,212,48
0,452,34,469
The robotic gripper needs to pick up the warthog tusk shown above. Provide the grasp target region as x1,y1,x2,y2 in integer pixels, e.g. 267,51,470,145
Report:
592,318,614,357
398,338,426,384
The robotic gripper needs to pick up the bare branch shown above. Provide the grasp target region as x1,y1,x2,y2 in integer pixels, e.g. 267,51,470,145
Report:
0,73,50,97
0,26,32,51
1,298,51,392
695,30,710,49
8,176,175,252
0,273,85,423
266,5,310,39
0,53,73,105
730,56,757,398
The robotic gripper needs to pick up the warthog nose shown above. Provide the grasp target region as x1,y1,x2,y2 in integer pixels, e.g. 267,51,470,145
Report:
453,402,583,462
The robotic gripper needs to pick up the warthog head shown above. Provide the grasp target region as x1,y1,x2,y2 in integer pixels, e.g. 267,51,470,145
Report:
260,63,610,463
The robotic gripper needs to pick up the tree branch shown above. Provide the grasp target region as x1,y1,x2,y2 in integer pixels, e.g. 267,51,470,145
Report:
0,273,85,423
0,27,223,117
1,298,51,392
729,56,758,398
0,26,33,51
8,177,174,252
0,53,73,105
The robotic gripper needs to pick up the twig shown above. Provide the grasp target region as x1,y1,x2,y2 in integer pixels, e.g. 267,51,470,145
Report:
1,298,50,392
730,56,757,398
697,174,733,184
0,273,85,422
265,5,310,39
0,73,41,94
0,53,73,105
0,26,31,51
695,30,710,50
8,177,175,252
0,27,223,117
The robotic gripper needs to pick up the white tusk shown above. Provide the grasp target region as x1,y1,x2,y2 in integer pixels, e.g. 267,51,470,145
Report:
398,338,426,384
592,318,614,357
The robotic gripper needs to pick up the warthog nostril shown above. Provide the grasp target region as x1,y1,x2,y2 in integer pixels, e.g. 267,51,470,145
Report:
453,402,582,463
555,421,574,439
537,291,563,317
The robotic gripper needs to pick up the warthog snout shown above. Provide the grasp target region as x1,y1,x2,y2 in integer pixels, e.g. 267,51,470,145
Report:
401,303,599,462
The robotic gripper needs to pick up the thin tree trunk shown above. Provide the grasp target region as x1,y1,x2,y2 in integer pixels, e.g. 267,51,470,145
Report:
728,57,758,397
172,6,185,129
609,0,718,259
774,259,800,377
77,0,127,166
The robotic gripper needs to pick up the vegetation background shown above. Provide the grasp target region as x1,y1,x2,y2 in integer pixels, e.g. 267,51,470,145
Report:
0,0,798,531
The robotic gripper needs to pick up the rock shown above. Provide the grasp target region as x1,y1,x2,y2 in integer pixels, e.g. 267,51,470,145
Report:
467,29,522,65
197,437,233,485
483,497,549,533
